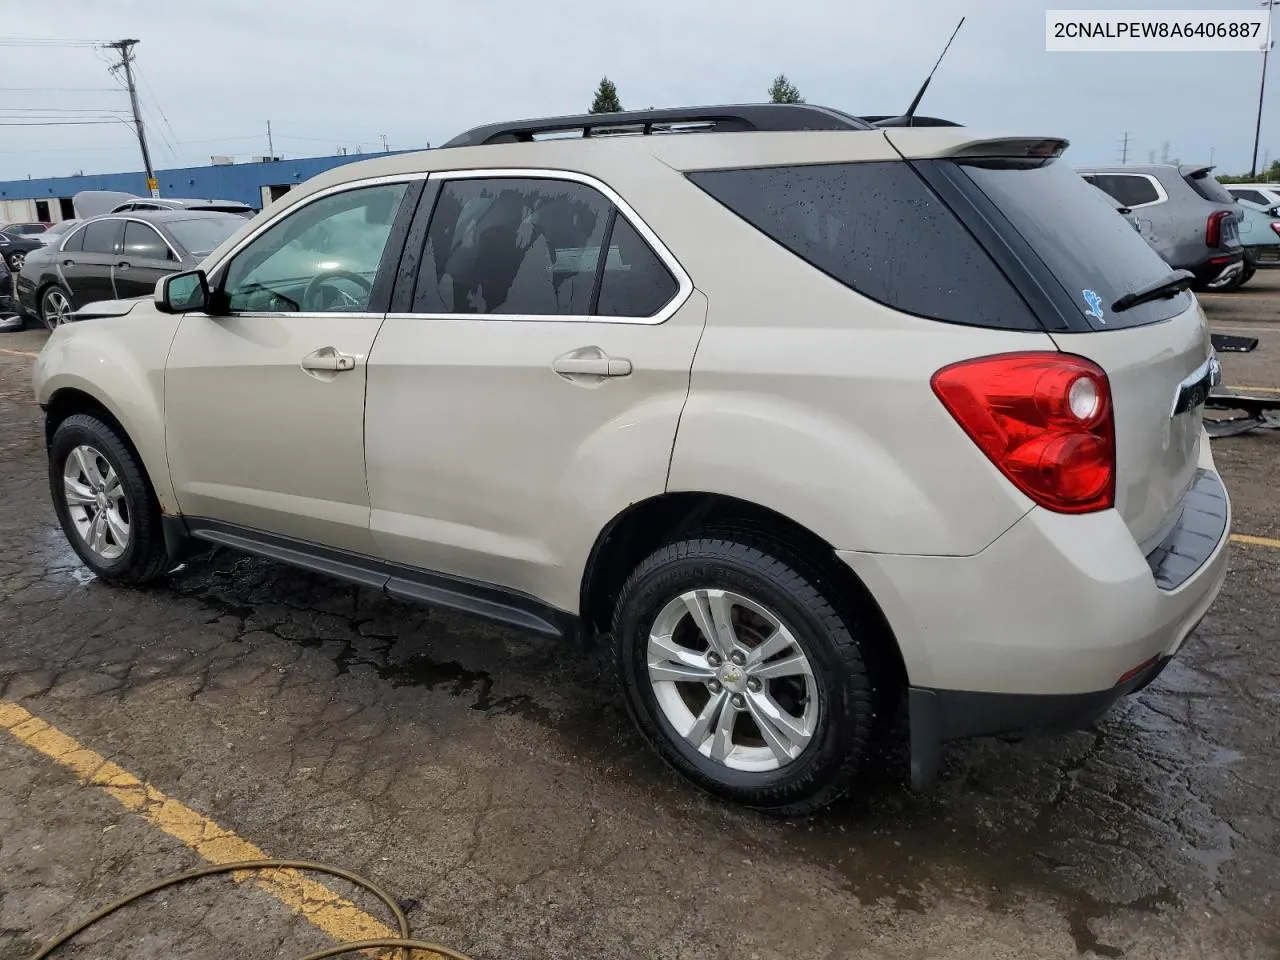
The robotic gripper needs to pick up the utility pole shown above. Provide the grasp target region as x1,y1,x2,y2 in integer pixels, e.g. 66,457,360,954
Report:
380,133,389,152
103,39,158,197
267,120,274,159
1250,0,1277,177
1119,131,1130,164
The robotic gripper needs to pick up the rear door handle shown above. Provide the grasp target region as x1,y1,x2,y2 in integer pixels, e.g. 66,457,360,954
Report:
115,261,131,270
62,259,75,267
552,351,632,378
301,347,357,372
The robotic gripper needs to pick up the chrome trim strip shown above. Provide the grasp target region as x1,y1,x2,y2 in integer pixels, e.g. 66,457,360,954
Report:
421,167,694,326
1170,354,1216,417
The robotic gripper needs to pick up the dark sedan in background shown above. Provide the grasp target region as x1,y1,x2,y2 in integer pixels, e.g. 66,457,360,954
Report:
15,210,243,329
0,230,46,273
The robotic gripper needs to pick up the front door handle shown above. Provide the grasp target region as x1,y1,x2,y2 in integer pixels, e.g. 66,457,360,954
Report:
552,349,632,379
301,347,357,372
62,259,76,267
115,261,131,270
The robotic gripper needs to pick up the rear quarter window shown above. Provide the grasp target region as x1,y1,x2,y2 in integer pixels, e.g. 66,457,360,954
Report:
687,162,1039,331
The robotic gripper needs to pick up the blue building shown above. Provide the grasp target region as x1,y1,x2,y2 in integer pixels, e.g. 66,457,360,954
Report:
0,150,420,223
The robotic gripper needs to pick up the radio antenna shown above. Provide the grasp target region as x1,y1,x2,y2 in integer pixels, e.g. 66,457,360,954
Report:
900,16,966,126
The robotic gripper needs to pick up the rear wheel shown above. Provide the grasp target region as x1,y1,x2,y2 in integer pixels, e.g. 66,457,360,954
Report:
612,533,875,814
40,285,73,330
48,414,170,584
7,251,25,272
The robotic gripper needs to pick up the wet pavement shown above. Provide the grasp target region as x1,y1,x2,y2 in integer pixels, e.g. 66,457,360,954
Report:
1,278,1279,959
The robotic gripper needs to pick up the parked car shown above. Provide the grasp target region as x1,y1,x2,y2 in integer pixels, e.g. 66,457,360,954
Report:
1078,164,1244,290
35,219,80,247
1225,183,1280,212
1,221,49,237
32,104,1230,813
1088,182,1142,231
15,210,244,329
1234,201,1280,284
0,230,44,272
109,197,256,217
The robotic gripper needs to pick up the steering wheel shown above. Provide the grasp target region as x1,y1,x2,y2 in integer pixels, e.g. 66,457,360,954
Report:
302,270,373,312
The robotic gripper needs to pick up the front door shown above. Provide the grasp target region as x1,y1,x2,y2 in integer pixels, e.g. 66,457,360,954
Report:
112,220,179,299
164,179,417,554
364,173,704,611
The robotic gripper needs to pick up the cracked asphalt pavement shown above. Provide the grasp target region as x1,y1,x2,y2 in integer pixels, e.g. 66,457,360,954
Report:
1,278,1279,959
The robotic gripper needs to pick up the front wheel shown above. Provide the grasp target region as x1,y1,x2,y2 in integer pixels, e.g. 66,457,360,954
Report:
612,534,875,815
49,414,171,584
40,285,73,330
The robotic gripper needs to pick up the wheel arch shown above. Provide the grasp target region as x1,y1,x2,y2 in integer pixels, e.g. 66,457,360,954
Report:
580,491,908,689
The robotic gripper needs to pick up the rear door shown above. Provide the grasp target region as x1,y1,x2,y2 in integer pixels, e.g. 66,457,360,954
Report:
948,157,1210,549
113,220,179,298
363,172,704,610
62,218,121,304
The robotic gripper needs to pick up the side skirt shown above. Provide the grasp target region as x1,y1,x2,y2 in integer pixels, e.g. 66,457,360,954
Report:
168,516,578,641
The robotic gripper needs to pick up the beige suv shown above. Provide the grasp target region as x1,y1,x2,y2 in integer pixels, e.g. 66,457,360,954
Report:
33,105,1231,813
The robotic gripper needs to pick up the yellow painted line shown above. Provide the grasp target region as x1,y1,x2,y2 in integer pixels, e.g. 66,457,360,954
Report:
1232,533,1280,550
1225,384,1280,395
0,700,406,950
0,347,38,358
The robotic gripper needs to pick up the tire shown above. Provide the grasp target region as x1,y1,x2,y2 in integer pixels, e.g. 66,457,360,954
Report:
7,251,25,273
48,413,170,585
1237,265,1256,289
612,532,875,815
40,284,74,330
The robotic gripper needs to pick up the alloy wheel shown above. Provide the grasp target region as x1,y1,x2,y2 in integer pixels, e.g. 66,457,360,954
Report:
62,445,130,560
647,588,818,772
42,288,71,329
9,252,24,272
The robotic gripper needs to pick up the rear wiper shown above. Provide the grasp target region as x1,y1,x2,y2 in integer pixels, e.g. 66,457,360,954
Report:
1111,269,1195,313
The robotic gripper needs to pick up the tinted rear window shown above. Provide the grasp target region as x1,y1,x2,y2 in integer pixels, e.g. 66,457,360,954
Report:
1086,173,1161,207
1184,171,1234,204
961,160,1191,329
688,162,1038,330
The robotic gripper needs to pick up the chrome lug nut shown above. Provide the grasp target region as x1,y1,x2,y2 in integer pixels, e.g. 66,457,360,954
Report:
707,652,722,667
730,650,746,666
747,678,762,692
708,680,722,693
731,693,745,708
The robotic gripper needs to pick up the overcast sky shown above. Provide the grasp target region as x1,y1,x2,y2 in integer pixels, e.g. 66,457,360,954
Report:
0,0,1274,182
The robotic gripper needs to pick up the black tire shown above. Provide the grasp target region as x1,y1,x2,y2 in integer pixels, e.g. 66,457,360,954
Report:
40,284,73,331
48,413,170,585
1237,265,1256,289
612,532,875,815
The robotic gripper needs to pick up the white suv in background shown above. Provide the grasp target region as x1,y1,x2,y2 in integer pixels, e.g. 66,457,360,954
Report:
1226,183,1280,212
33,105,1230,814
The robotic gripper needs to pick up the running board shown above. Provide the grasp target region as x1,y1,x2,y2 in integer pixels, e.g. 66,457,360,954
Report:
185,520,576,640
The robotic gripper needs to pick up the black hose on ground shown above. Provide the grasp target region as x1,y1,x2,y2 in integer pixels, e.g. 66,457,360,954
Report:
27,859,474,960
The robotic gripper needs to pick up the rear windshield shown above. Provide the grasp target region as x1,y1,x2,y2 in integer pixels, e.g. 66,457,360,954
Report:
166,217,241,259
960,160,1191,330
687,162,1039,330
1183,170,1235,204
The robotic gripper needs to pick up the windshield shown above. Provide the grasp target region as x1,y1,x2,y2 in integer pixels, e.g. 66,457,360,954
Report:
960,159,1191,330
165,216,242,259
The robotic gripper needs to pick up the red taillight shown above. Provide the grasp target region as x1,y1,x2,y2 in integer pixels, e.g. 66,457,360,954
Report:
1206,210,1231,247
931,352,1115,514
1270,221,1280,237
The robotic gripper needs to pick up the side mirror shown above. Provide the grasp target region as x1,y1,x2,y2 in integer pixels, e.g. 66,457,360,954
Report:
154,270,209,314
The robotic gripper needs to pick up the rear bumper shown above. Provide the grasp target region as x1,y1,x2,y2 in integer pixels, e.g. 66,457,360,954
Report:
1189,253,1244,288
839,449,1230,788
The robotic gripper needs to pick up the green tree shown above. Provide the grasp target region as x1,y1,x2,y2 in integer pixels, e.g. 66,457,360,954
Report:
768,74,804,104
589,77,623,114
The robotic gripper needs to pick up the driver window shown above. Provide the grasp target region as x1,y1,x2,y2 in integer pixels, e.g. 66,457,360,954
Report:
221,181,408,313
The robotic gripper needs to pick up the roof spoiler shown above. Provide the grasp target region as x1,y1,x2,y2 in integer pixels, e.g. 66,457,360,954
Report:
1180,164,1215,179
883,132,1069,161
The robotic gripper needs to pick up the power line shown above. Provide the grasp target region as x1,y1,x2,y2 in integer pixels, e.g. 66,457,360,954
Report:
0,87,123,93
0,120,122,126
0,38,104,47
0,106,130,113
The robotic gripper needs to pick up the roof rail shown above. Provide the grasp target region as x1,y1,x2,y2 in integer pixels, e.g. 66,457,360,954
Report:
861,115,963,127
441,103,876,148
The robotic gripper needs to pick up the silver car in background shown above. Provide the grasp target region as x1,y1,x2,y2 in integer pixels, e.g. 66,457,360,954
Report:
1078,164,1244,290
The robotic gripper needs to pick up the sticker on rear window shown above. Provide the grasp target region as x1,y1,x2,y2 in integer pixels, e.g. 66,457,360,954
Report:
1082,288,1106,324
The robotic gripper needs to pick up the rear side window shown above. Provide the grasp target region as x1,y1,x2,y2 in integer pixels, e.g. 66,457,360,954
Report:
596,217,678,317
687,162,1038,330
1230,188,1267,205
414,177,681,319
61,225,86,252
1087,173,1160,207
962,159,1190,330
122,221,174,261
1184,171,1235,204
80,219,122,255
